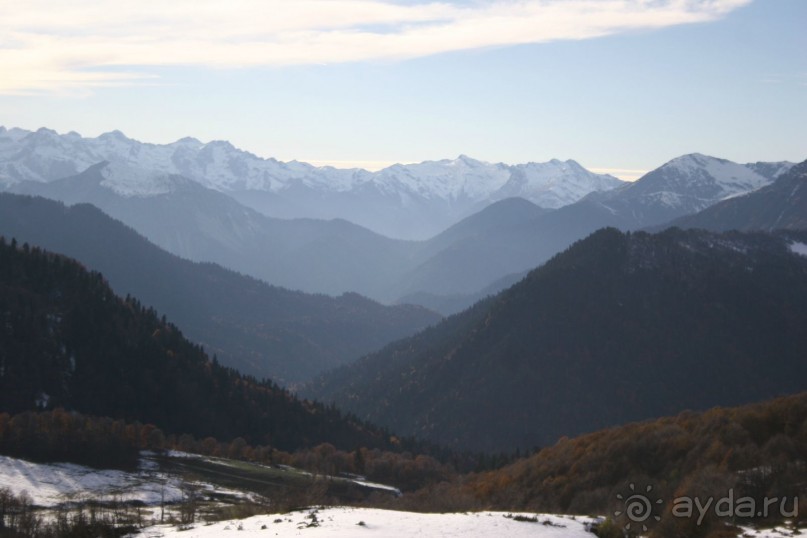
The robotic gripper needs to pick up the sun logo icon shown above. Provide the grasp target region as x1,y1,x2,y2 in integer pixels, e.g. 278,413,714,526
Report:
614,483,663,532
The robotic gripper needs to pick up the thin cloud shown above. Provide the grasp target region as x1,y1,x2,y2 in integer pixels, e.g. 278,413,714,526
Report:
306,159,400,171
590,167,649,181
0,0,752,94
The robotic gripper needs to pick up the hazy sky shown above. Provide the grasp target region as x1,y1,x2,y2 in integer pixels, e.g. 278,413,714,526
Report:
1,0,804,179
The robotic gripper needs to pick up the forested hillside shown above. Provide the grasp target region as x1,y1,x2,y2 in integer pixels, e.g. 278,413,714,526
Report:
309,227,807,452
0,238,399,451
407,392,807,537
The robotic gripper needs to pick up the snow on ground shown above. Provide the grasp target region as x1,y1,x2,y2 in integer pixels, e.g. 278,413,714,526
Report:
664,154,772,197
739,524,802,537
137,507,598,537
789,242,807,257
0,454,186,506
0,451,399,511
348,478,401,496
2,453,798,537
0,452,250,507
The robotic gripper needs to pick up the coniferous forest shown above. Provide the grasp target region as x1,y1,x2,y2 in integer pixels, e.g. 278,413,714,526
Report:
0,237,398,452
308,227,807,451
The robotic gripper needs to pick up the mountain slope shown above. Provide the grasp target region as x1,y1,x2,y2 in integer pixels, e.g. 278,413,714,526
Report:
451,392,807,536
661,159,807,232
396,271,527,317
547,153,787,233
389,199,551,299
0,193,440,384
0,239,401,451
307,227,807,452
604,153,775,215
417,197,550,257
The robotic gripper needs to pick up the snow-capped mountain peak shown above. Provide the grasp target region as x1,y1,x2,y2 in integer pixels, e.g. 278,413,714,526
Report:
591,153,786,219
453,154,485,167
371,156,514,201
624,153,774,207
171,136,204,148
98,129,129,141
660,153,771,196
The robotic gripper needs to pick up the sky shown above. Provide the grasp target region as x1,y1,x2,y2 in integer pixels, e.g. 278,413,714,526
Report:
0,0,804,180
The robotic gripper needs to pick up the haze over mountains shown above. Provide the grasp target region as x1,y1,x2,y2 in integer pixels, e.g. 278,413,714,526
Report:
2,125,803,396
0,194,439,384
0,126,794,314
308,227,807,452
0,238,402,451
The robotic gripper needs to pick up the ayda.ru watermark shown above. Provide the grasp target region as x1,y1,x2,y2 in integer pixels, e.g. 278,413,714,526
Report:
671,488,798,526
614,482,799,531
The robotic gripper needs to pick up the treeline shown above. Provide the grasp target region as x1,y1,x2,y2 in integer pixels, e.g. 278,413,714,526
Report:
162,434,457,493
0,410,145,470
0,408,456,493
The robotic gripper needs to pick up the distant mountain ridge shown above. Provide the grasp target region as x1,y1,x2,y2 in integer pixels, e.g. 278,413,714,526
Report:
0,126,623,239
307,227,807,452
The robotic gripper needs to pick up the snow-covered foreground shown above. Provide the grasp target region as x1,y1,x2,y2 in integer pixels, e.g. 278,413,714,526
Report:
137,510,804,538
1,454,798,537
137,507,598,537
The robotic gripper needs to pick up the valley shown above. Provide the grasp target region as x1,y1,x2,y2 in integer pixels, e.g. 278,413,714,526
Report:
0,126,804,538
3,1,805,535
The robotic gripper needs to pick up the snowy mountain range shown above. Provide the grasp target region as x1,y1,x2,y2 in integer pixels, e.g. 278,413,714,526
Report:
0,126,623,239
0,124,798,311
